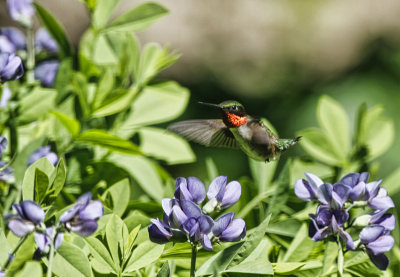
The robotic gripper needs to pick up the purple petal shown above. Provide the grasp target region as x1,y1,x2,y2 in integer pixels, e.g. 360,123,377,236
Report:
366,180,382,200
359,172,370,183
69,219,98,237
368,253,389,270
1,53,23,80
46,152,58,166
332,183,351,206
360,225,385,244
339,230,355,250
148,224,171,244
187,177,206,204
35,28,58,53
161,198,173,215
349,182,366,201
369,196,395,210
171,205,188,228
176,182,192,202
34,231,51,252
315,205,332,226
367,235,394,256
294,179,317,201
12,203,24,218
183,217,198,235
213,213,234,236
198,215,214,234
220,218,246,242
207,176,227,202
8,219,35,237
79,200,103,221
19,201,45,224
201,234,212,251
55,232,64,249
180,200,202,219
374,214,396,231
304,172,324,191
317,183,332,204
150,218,172,238
59,205,80,223
339,173,360,188
331,215,339,234
221,181,241,208
34,61,60,88
332,209,349,226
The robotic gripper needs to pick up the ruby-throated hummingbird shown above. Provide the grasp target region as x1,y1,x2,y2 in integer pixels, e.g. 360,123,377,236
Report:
168,100,301,162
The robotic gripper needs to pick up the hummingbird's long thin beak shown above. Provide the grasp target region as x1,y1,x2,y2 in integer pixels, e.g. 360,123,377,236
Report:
198,101,220,109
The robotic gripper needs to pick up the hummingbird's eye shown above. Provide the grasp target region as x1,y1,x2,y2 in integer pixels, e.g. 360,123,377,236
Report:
232,105,238,111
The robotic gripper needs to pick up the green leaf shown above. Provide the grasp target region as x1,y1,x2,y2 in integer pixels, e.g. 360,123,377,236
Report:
92,0,120,29
22,158,55,201
343,252,381,277
92,69,115,109
138,127,195,164
317,95,350,159
72,73,90,118
102,178,130,216
76,129,141,154
249,158,277,193
156,262,170,277
34,3,72,57
266,160,291,218
321,241,338,275
18,87,56,124
272,262,305,275
107,2,168,32
52,158,66,196
106,214,129,268
34,168,49,203
92,33,119,65
298,128,342,165
135,44,179,86
117,81,189,136
108,154,164,201
52,241,93,277
92,86,139,117
15,261,42,277
124,240,164,273
7,235,36,274
50,111,80,137
282,224,315,262
224,259,273,275
85,237,118,274
0,230,11,265
124,225,141,260
196,243,244,276
228,214,271,268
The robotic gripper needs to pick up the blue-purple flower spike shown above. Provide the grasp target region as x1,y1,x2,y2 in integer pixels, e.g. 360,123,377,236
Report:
7,0,35,27
8,200,45,237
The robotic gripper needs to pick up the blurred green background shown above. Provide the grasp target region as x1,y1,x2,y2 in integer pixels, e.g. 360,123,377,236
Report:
2,0,399,180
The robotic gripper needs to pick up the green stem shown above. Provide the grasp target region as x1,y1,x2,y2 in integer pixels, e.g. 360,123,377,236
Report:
190,244,198,277
1,236,27,270
26,26,35,85
46,232,56,277
337,237,344,277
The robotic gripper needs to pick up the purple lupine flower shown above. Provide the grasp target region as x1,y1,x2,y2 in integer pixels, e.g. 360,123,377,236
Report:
183,215,214,250
34,227,64,253
8,201,45,237
0,53,24,82
7,0,35,27
35,28,58,53
309,205,354,250
294,173,329,203
34,61,60,88
174,177,206,204
204,176,241,212
370,209,396,231
0,270,4,277
60,193,103,237
0,161,14,183
0,27,26,52
212,212,246,242
360,225,394,270
1,84,12,108
148,218,173,244
0,137,7,158
27,146,58,167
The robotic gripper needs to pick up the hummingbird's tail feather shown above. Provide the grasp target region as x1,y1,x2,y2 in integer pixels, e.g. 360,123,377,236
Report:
275,136,301,152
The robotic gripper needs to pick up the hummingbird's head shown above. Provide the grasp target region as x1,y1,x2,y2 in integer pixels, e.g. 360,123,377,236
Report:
199,100,247,127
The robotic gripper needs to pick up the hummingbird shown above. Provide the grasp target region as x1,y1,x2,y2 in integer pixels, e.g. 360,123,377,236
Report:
168,100,301,162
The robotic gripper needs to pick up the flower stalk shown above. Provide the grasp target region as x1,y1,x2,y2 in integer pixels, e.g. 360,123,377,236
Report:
46,231,56,277
25,26,35,85
190,243,198,277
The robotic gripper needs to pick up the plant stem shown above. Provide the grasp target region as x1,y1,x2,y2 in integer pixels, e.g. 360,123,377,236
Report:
46,233,56,277
1,236,27,270
190,244,198,277
26,26,35,85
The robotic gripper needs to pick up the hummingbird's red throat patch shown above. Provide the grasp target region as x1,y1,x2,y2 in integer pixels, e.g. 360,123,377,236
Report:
227,113,247,127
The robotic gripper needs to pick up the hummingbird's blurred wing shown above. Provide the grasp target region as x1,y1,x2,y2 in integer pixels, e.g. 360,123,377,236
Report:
168,119,239,148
